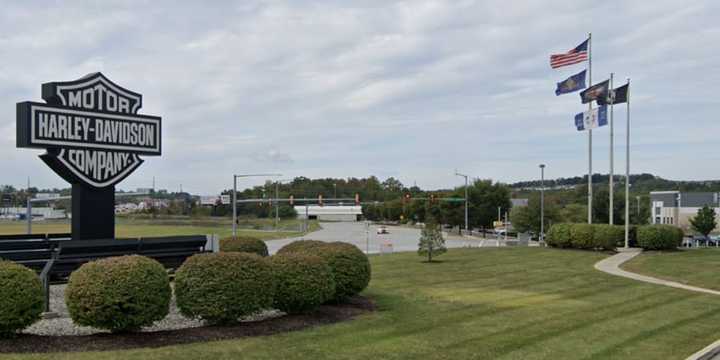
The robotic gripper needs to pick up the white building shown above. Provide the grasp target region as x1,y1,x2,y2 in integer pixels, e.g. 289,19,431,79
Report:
294,205,362,222
650,191,720,230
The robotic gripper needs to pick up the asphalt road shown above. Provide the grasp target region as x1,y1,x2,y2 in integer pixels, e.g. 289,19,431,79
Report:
266,221,478,255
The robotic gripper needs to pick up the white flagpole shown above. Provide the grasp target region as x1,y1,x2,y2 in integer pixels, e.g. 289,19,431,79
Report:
624,78,631,248
609,72,614,225
587,33,593,224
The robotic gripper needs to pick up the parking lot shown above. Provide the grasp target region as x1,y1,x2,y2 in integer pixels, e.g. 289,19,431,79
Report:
266,221,489,255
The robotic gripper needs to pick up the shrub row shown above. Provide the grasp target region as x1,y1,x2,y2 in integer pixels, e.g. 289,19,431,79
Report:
65,255,171,332
277,240,371,302
219,236,269,257
546,223,624,250
547,223,683,251
636,225,683,250
0,261,44,337
0,240,371,334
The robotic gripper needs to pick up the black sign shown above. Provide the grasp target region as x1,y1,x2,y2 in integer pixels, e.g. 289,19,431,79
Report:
17,73,161,188
16,73,162,240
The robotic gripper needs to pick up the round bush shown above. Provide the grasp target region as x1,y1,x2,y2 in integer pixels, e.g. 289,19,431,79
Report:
276,240,327,255
314,242,371,301
569,224,595,249
593,224,624,250
65,255,170,332
270,253,335,314
546,223,573,248
0,261,44,337
637,225,682,250
175,252,275,324
220,236,269,257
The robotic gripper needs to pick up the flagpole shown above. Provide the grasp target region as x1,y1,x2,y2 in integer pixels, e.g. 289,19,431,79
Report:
587,32,593,224
624,78,631,248
609,72,614,225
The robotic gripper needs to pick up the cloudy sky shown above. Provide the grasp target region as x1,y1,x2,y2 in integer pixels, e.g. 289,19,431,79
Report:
1,0,718,194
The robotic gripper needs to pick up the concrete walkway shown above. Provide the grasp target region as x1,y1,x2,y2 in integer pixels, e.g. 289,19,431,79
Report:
594,249,720,359
594,249,720,296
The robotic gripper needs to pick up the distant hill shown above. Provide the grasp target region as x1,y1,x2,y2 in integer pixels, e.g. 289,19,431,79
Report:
510,173,720,194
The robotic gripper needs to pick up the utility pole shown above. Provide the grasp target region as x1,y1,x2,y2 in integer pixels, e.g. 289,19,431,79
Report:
609,72,615,225
539,164,546,242
232,173,282,238
455,170,469,235
275,181,280,229
26,177,31,235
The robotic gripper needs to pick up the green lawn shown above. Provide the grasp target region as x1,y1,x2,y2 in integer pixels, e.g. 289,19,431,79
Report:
5,248,720,359
0,218,320,240
622,249,720,291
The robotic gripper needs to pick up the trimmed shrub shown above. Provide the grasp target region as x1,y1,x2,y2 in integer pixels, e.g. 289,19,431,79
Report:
175,252,275,324
546,223,573,248
220,236,269,257
270,253,335,314
593,224,624,250
569,223,595,249
637,225,683,250
0,261,44,337
276,240,327,255
65,255,170,332
314,242,371,301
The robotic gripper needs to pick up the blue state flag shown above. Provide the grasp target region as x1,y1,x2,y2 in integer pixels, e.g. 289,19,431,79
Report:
575,105,608,131
556,70,587,96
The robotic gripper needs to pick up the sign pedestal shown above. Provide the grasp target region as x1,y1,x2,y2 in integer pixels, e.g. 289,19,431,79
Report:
71,185,115,240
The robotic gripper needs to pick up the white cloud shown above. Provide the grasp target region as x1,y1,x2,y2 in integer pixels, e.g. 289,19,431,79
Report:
0,0,718,192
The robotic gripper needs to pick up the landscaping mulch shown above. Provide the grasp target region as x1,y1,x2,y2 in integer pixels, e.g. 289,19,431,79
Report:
0,296,375,354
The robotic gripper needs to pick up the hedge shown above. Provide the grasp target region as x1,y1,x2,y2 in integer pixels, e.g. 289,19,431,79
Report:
313,242,371,301
592,224,625,250
545,223,572,248
0,261,44,337
270,253,335,313
637,225,683,250
175,252,275,324
569,223,595,249
546,223,624,250
220,236,269,257
276,240,327,255
65,255,171,332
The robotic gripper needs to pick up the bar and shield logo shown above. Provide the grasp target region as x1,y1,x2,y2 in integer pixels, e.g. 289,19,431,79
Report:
16,73,162,188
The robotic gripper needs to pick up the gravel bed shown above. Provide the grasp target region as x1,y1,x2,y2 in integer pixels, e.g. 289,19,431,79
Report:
23,284,283,336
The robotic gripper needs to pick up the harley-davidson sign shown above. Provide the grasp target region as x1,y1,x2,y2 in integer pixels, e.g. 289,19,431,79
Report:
17,73,161,187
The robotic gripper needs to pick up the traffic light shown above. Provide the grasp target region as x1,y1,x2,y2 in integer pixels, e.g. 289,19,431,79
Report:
289,194,294,206
404,193,411,204
355,193,360,205
318,194,323,206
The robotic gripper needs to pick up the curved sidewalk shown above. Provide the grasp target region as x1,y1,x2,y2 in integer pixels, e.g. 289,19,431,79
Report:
595,249,720,360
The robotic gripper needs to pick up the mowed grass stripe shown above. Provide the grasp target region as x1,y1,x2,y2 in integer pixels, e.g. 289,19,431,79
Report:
5,247,720,360
623,249,720,291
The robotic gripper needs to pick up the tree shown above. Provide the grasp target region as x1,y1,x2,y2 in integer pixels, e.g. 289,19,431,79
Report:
559,204,588,223
418,220,446,262
690,205,717,237
510,194,560,235
466,180,511,230
592,187,624,225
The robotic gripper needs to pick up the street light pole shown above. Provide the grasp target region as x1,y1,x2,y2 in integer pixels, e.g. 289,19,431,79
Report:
232,173,282,238
455,170,469,235
539,164,546,242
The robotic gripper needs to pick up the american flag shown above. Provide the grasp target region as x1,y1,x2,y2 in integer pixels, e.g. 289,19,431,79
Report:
550,38,588,69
